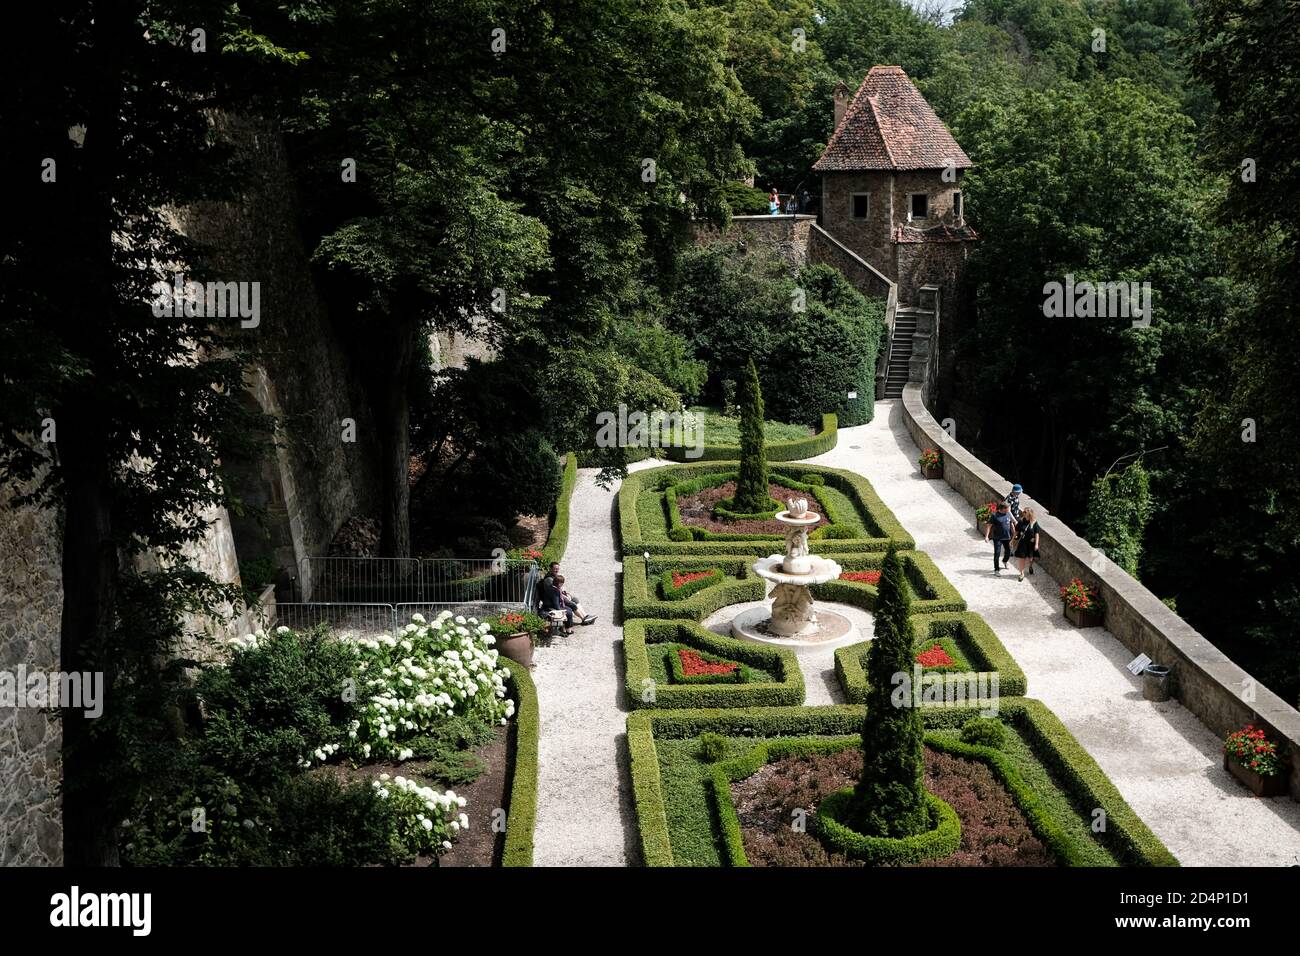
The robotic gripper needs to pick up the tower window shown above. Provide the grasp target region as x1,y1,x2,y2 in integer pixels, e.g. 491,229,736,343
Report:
953,192,962,222
850,193,869,220
909,193,929,220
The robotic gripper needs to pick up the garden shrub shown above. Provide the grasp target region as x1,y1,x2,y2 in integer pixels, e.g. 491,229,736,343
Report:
697,732,728,763
623,556,765,621
960,716,1008,750
852,545,928,838
659,566,726,601
815,789,961,865
734,357,770,513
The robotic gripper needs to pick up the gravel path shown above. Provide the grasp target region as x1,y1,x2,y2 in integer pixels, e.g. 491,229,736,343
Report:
807,400,1300,866
530,463,657,866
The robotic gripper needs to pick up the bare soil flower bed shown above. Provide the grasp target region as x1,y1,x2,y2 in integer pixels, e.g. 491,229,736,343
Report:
677,480,828,534
731,745,1054,867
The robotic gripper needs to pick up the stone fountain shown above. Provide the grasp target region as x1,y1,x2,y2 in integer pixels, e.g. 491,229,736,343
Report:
729,496,856,645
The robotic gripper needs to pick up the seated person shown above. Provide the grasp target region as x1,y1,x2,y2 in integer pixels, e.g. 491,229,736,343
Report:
537,574,574,635
538,561,596,626
554,575,596,626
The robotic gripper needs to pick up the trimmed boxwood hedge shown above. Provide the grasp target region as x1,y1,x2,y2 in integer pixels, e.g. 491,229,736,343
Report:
625,700,1177,867
660,412,839,462
815,788,961,865
620,461,912,557
812,550,966,615
623,619,804,709
540,452,578,569
623,555,766,621
810,550,965,614
834,611,1028,702
499,658,539,867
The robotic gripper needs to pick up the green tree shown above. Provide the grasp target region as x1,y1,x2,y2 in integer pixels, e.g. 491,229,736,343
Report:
735,358,771,512
853,545,927,837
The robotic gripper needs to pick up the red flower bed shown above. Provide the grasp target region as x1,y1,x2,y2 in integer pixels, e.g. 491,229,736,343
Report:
916,643,956,668
839,570,881,585
672,570,717,589
677,647,739,677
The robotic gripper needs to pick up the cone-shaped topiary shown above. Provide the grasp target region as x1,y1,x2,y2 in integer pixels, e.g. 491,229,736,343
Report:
734,357,770,513
852,544,928,837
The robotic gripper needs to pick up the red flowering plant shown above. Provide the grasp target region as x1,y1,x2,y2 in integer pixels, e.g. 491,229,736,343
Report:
975,501,1000,523
918,448,942,469
668,646,752,684
508,546,543,562
1224,725,1283,777
484,610,546,638
839,570,882,585
915,643,955,668
659,566,725,601
1059,578,1103,612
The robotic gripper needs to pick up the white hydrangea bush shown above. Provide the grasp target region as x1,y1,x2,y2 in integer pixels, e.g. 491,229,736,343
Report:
346,611,515,762
373,773,469,854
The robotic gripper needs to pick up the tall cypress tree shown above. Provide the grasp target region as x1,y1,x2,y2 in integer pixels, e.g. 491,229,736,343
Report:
734,357,770,513
853,544,927,837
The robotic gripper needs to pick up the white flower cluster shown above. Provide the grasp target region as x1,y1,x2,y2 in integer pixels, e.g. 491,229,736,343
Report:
345,611,515,762
372,773,470,854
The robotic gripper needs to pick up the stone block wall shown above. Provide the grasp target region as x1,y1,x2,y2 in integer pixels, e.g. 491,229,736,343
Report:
0,474,64,865
690,214,815,271
900,384,1300,801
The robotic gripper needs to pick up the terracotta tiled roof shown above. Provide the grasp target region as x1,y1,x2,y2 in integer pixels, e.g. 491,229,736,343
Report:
814,66,972,172
894,223,979,243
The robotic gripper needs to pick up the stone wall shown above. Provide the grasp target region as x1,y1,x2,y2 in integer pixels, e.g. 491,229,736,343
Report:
900,384,1300,801
690,214,815,271
0,474,64,865
821,170,896,279
174,113,385,598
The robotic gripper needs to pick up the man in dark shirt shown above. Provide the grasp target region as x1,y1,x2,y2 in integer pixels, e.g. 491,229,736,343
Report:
984,501,1015,574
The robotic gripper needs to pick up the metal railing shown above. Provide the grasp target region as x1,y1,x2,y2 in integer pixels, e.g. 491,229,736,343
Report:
270,557,539,637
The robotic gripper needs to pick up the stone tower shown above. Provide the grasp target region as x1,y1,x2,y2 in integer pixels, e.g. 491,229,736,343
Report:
813,65,976,400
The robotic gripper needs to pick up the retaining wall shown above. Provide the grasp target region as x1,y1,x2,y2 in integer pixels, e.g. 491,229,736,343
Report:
901,384,1300,801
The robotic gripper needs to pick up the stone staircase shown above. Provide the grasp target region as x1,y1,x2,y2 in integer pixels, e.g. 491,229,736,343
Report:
883,307,918,399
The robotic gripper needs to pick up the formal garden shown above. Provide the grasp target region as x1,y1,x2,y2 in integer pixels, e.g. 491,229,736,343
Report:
618,363,1178,867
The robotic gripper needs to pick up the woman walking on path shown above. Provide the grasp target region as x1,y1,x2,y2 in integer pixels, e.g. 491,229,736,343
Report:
1014,507,1041,581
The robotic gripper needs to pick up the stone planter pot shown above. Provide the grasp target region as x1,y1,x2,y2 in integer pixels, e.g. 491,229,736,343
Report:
1064,604,1103,628
922,463,943,479
1223,754,1288,797
497,631,534,668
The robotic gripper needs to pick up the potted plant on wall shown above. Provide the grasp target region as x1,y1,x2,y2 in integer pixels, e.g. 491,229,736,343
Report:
1059,578,1104,627
1223,725,1288,797
918,448,943,479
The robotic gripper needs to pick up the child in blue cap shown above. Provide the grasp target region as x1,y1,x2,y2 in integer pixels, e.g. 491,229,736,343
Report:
1005,483,1024,520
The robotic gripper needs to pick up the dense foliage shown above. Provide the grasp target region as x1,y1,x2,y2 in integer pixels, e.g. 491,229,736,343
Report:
735,358,772,513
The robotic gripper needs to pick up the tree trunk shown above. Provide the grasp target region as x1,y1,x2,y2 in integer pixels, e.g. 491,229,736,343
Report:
57,406,120,866
376,323,417,558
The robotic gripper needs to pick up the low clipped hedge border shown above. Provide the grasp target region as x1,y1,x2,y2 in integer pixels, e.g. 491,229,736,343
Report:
812,550,966,615
621,461,913,556
623,619,804,709
666,471,844,539
705,735,959,867
499,658,539,867
816,789,961,865
540,452,578,569
625,700,1177,867
834,611,1028,701
660,567,726,601
661,412,839,462
622,555,766,621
